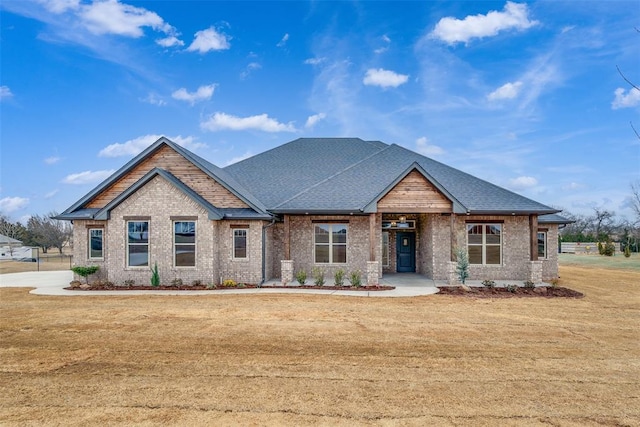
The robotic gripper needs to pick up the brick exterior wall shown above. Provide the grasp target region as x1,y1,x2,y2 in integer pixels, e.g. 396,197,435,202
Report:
540,224,559,280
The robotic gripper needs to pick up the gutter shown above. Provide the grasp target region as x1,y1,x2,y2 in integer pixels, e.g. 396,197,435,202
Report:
260,219,278,285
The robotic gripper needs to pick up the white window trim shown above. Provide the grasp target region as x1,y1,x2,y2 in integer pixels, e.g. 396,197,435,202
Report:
174,220,196,268
467,223,502,266
537,231,548,260
232,228,248,260
88,228,104,260
314,223,348,264
126,220,149,268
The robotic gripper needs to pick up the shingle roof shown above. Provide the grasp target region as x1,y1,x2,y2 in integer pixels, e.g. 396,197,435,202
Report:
224,138,558,215
538,213,574,224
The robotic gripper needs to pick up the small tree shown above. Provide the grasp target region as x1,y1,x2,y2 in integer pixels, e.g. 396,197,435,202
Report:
71,265,99,284
455,248,469,285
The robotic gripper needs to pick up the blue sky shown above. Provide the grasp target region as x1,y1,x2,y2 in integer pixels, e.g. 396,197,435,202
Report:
1,0,639,223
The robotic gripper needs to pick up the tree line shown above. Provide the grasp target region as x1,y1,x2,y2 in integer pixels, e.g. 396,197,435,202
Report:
0,212,72,254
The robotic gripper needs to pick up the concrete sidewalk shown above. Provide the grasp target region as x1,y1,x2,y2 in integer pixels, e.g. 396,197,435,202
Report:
0,271,439,297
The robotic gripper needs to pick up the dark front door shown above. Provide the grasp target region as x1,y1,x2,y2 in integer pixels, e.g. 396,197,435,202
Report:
396,232,416,272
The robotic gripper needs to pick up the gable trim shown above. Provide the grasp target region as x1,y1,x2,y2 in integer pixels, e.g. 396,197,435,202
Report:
361,162,467,214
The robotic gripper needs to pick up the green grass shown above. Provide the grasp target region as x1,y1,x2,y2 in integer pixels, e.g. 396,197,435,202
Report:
559,252,640,271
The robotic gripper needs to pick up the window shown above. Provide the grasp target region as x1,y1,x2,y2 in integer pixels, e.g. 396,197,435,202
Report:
127,221,149,267
382,231,389,267
467,224,502,265
315,223,347,264
174,221,196,267
88,228,103,259
233,229,247,259
537,231,547,259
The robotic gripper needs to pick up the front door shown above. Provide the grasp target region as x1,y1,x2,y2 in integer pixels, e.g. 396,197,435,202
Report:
396,232,416,272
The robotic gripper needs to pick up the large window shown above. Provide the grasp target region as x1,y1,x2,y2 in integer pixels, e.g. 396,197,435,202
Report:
382,231,389,267
127,221,149,267
467,224,502,265
88,228,103,260
174,221,196,267
537,231,547,259
233,229,247,259
315,223,347,264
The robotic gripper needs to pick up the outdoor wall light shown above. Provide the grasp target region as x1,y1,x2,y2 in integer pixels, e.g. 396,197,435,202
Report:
398,215,407,224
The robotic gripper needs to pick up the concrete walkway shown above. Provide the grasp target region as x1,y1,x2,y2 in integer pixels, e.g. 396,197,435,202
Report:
0,271,440,298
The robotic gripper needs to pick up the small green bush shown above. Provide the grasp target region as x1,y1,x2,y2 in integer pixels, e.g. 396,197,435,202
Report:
312,267,325,286
192,279,202,286
71,265,100,284
222,279,237,287
150,262,160,287
624,245,631,258
603,242,615,256
597,242,604,255
482,279,495,288
334,268,345,286
505,284,518,293
206,283,217,290
295,269,307,285
171,278,183,287
350,270,362,287
523,280,535,289
124,279,135,287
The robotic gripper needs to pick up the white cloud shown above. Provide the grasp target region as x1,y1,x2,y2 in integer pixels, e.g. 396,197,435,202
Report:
509,176,538,189
44,189,59,199
201,112,296,133
430,1,539,45
37,0,80,14
305,113,326,128
140,92,166,106
98,134,206,157
415,137,445,157
225,151,254,166
240,62,262,79
44,156,61,165
277,33,289,47
62,170,116,185
611,87,640,109
187,27,230,53
0,197,29,214
304,57,326,66
79,0,174,38
156,35,184,48
488,81,523,101
171,84,216,105
0,86,14,100
562,182,584,191
363,68,409,88
374,34,391,54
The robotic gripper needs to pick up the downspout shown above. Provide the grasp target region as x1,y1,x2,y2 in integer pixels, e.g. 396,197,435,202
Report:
260,219,277,285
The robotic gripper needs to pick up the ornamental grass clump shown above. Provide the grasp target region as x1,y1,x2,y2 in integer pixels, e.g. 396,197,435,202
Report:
350,270,362,287
295,269,307,285
312,267,325,286
334,268,345,286
150,262,160,287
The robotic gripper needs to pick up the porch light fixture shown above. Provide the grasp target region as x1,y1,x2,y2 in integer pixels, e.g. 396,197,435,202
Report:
398,215,407,224
390,221,397,227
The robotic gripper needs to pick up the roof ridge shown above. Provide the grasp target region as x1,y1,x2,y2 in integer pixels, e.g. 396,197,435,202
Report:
272,143,393,209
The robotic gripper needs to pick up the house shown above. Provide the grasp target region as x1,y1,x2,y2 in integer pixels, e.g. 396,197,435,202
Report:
57,137,570,286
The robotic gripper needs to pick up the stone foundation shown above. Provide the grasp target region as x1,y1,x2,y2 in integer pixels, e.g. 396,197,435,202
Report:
367,261,379,286
281,260,293,285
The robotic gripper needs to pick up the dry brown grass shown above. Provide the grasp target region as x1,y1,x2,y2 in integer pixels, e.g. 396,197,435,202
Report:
1,265,638,426
0,254,72,274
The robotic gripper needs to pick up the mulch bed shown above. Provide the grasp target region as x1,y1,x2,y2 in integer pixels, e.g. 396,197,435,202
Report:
65,284,395,291
437,286,584,298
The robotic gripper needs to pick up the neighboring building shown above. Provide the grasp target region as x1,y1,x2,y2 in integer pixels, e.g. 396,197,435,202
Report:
56,137,570,286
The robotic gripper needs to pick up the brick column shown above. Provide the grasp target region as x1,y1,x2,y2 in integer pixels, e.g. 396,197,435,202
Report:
367,261,379,286
281,260,293,286
529,260,543,283
447,261,459,285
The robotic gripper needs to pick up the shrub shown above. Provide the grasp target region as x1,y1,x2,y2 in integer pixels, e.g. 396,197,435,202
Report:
334,268,345,286
295,269,307,285
603,242,615,257
192,279,202,286
624,245,631,258
455,248,469,284
523,280,535,289
482,279,495,288
206,283,217,290
550,278,559,288
222,279,237,287
71,265,100,284
350,270,362,287
124,279,135,287
150,262,160,287
597,242,604,255
171,278,183,287
505,284,518,293
312,267,325,286
237,283,246,288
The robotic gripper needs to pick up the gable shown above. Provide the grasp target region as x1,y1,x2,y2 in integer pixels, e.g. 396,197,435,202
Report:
86,145,249,210
377,170,452,213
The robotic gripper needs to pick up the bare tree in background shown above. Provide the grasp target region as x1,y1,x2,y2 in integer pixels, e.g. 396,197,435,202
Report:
27,212,72,254
0,214,27,257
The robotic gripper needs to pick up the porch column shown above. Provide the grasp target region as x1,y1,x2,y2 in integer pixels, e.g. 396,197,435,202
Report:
529,215,538,261
450,213,456,261
283,214,290,260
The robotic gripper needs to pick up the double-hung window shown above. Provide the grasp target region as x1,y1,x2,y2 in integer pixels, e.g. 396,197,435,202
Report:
127,221,149,267
88,228,103,260
537,231,547,259
314,223,347,264
174,221,196,267
467,223,502,265
233,229,248,259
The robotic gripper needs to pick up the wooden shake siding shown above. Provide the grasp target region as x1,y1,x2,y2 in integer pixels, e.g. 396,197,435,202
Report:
86,145,249,209
377,170,452,213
